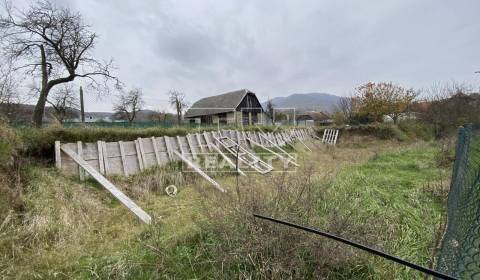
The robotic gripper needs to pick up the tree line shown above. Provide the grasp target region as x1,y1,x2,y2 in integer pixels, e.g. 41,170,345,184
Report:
332,81,480,137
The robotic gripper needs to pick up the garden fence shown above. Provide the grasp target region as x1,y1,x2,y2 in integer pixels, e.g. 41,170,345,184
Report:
436,124,480,279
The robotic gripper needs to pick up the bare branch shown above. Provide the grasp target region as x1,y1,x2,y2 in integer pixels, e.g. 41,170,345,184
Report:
113,88,144,126
168,90,189,126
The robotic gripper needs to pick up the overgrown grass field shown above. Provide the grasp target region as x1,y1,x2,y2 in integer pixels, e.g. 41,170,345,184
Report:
0,130,451,279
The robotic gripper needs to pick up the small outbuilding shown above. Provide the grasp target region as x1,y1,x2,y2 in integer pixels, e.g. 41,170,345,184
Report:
296,111,333,126
185,89,266,125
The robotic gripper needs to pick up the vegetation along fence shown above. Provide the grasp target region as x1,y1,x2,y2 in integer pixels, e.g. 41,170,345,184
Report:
436,124,480,279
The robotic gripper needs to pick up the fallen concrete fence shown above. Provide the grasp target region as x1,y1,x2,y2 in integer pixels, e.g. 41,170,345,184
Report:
55,128,313,178
54,127,314,224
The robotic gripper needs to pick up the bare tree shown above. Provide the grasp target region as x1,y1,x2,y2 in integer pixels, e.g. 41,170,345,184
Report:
0,1,118,127
336,96,355,124
417,81,480,137
113,88,144,126
46,84,79,122
168,90,188,126
0,60,29,123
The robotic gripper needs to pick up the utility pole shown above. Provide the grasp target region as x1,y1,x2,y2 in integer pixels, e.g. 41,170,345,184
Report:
79,86,85,123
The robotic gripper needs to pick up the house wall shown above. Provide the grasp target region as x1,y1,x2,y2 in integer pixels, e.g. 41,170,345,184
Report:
186,111,266,125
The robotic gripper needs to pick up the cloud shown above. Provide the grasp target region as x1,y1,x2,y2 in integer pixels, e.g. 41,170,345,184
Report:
10,0,480,111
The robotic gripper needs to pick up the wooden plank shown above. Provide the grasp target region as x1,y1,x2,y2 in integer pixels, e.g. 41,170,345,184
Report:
333,130,339,145
55,141,62,169
137,138,147,168
211,145,246,176
176,136,185,155
77,141,85,181
102,141,110,175
174,151,226,193
213,131,221,146
61,147,152,224
242,131,251,148
255,131,262,145
248,137,299,167
118,141,128,176
276,133,284,146
134,140,144,171
235,130,240,145
259,133,296,162
203,132,213,152
97,141,105,175
297,137,312,152
164,136,173,160
186,134,197,159
151,137,161,165
196,133,206,153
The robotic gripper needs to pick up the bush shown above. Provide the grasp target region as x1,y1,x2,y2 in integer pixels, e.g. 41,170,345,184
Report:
315,123,410,141
397,120,434,141
0,121,25,216
0,121,22,167
315,122,436,142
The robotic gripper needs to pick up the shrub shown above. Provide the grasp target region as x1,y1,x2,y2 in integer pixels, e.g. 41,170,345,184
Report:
0,121,25,216
0,121,22,167
397,120,434,141
315,123,410,141
315,121,437,142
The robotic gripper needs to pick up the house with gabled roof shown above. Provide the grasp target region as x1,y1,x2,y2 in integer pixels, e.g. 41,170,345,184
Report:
296,111,333,126
185,89,266,125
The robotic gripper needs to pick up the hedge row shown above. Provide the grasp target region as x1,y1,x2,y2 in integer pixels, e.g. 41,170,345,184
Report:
314,121,434,142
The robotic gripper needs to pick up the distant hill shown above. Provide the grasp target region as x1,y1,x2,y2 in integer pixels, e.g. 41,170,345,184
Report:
263,93,341,113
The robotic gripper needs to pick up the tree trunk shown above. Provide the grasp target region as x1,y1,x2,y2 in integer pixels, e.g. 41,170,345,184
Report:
32,45,49,128
176,103,181,126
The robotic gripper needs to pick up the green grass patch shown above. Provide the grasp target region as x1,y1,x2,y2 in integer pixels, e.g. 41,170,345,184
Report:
319,145,448,279
0,140,449,279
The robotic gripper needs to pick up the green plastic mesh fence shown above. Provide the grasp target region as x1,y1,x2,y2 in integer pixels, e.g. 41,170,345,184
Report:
436,124,480,279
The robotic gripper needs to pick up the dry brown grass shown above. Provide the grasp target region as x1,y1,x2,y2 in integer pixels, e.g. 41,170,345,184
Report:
0,135,447,279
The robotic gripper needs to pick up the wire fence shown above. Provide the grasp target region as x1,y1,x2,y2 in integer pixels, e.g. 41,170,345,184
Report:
436,124,480,279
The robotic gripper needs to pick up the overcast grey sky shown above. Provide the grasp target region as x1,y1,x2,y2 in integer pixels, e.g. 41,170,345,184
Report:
16,0,480,111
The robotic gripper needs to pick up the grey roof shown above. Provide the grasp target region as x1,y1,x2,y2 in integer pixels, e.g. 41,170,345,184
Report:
296,111,331,121
185,89,252,118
